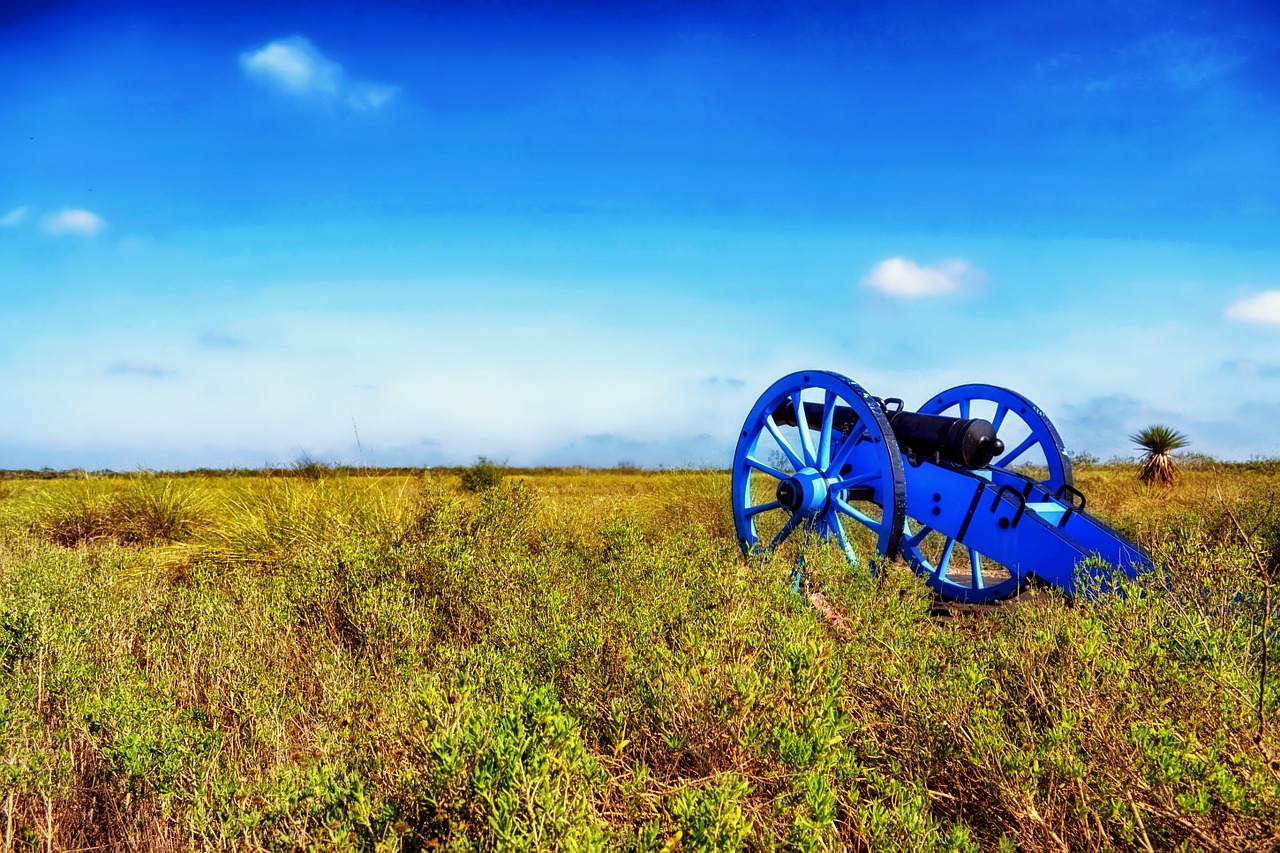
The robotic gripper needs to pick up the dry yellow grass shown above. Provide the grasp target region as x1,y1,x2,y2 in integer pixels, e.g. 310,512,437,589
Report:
0,463,1276,851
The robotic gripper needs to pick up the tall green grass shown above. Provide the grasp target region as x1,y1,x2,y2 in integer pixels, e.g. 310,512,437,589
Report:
0,467,1277,851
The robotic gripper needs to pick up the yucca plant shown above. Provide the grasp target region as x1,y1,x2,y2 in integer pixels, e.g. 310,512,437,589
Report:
1130,424,1190,485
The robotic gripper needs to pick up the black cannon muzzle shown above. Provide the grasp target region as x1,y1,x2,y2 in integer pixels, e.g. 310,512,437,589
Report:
772,399,1005,469
885,410,1004,469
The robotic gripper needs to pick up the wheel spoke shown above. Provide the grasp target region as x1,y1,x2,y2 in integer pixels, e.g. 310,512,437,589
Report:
829,471,880,493
745,455,788,481
818,391,836,469
793,391,817,467
828,514,859,564
959,399,971,420
834,497,881,533
770,514,801,548
990,404,1010,433
996,434,1038,468
935,537,957,579
826,423,867,476
970,550,985,589
764,415,805,471
904,523,933,550
746,500,783,518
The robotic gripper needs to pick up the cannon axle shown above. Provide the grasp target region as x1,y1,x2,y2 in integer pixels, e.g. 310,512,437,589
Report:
775,468,829,514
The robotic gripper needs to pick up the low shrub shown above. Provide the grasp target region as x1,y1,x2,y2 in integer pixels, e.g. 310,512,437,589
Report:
460,456,505,493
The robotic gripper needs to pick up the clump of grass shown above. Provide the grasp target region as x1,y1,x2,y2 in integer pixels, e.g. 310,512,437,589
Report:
28,484,115,546
116,477,210,544
290,453,331,480
205,477,409,566
647,471,734,541
460,456,504,493
29,477,208,546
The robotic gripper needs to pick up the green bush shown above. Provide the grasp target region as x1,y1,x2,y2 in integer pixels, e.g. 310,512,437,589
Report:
460,456,504,493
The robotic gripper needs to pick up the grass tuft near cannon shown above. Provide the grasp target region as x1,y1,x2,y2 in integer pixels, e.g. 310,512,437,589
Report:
732,370,1152,602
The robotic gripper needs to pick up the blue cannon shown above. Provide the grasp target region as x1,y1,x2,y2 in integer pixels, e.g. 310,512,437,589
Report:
731,371,1151,602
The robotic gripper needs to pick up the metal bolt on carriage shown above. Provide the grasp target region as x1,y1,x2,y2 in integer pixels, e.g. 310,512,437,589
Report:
731,371,1152,603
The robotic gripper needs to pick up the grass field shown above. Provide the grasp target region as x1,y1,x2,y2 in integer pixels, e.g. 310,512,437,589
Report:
1,462,1279,851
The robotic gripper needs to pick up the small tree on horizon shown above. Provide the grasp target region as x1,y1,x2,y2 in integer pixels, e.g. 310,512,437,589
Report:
1130,424,1190,486
460,456,504,493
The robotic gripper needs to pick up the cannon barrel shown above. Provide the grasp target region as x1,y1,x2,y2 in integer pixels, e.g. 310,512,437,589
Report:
772,400,1005,469
887,410,1004,469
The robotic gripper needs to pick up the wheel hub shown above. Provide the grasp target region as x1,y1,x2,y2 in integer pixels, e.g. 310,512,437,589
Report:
776,467,830,514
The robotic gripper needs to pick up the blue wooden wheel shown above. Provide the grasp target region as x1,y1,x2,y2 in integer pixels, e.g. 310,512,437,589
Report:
731,371,905,568
899,520,1024,603
918,383,1072,490
901,384,1072,603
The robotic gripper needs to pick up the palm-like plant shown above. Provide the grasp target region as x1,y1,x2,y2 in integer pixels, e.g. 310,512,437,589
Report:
1130,424,1190,485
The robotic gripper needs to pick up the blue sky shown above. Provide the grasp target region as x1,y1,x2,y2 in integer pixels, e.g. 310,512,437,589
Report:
3,0,1280,469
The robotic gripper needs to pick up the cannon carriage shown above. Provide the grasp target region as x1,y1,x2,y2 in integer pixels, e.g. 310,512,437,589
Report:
731,371,1151,602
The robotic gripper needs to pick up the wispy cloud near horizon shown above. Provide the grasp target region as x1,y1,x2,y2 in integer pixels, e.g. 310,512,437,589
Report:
240,35,398,110
106,361,175,378
1223,358,1280,377
862,257,982,298
199,331,245,349
43,208,105,236
1224,291,1280,327
1,206,28,227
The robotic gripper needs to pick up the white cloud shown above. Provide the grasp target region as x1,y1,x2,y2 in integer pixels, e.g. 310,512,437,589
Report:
43,209,105,237
345,83,398,111
862,257,980,298
1,206,28,227
240,36,340,96
1224,291,1280,327
240,36,398,109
